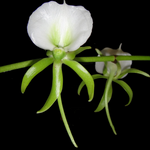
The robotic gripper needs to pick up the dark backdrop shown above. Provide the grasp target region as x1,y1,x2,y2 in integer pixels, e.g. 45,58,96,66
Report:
0,0,150,149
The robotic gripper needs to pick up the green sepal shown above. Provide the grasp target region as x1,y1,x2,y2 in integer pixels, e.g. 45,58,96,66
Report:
46,50,53,57
92,74,108,80
95,84,112,112
117,68,150,79
104,66,117,135
113,80,133,106
0,59,41,73
64,46,91,60
37,60,63,113
57,95,78,148
21,58,54,93
74,46,91,55
63,59,94,102
95,48,103,56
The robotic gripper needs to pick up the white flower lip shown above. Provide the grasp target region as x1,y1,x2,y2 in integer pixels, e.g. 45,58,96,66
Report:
95,44,132,78
27,1,93,51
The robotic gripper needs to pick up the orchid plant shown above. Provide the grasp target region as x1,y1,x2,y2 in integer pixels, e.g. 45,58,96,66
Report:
0,0,150,148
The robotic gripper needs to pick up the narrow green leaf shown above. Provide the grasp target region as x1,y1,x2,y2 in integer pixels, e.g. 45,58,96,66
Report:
95,84,112,112
0,59,41,73
113,80,133,106
63,59,94,102
37,60,63,113
57,95,78,148
21,58,54,93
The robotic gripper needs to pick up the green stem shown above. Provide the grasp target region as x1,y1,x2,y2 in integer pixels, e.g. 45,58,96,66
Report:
74,55,150,63
1,56,150,73
74,56,115,62
0,59,41,73
116,56,150,61
57,95,78,148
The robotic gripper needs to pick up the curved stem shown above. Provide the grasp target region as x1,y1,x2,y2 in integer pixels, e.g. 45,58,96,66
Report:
57,95,78,148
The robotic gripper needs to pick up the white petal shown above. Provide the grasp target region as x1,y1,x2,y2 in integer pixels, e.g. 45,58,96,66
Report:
65,5,93,51
95,61,105,74
27,1,93,51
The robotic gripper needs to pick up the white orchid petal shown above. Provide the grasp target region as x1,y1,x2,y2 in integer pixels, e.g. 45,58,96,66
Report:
27,1,93,51
95,61,105,74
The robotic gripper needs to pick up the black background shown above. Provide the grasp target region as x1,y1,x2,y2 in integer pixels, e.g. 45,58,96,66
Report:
0,0,150,149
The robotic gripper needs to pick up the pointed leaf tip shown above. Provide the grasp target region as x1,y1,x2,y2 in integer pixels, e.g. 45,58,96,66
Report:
21,58,53,93
94,84,112,112
37,61,63,113
58,95,78,148
113,80,133,106
63,59,94,102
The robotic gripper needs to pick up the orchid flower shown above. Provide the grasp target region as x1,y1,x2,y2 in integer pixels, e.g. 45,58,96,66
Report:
20,0,94,148
78,44,150,135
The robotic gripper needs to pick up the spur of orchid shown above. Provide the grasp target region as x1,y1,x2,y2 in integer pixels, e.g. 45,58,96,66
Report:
0,0,150,148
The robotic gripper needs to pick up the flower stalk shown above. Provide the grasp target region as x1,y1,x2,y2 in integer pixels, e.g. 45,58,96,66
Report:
1,55,150,73
74,55,150,63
